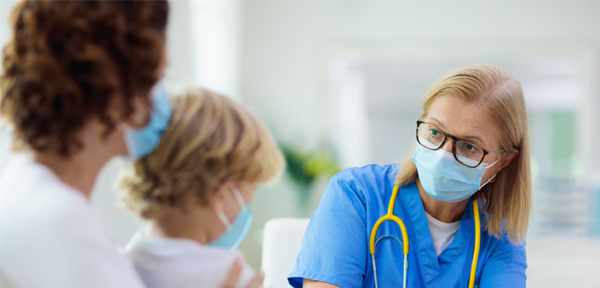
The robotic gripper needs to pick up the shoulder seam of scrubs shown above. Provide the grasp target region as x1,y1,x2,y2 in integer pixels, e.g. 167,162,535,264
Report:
335,176,367,207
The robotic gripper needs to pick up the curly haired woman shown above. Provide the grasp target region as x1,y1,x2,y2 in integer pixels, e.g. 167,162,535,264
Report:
0,1,169,287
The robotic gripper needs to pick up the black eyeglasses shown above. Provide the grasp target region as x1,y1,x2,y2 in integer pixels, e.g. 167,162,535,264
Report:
416,120,504,168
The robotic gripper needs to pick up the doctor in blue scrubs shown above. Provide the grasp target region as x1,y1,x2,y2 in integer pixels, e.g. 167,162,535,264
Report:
289,65,531,288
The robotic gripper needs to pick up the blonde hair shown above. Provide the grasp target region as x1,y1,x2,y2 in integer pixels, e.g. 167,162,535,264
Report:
120,88,285,219
396,64,531,244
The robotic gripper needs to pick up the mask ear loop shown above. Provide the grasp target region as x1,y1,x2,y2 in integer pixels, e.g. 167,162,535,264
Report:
479,173,497,190
216,186,248,232
484,158,500,170
231,186,248,210
216,211,233,231
479,154,501,189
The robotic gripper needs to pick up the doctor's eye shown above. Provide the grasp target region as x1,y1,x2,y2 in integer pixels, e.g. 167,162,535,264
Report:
457,141,480,154
428,128,443,138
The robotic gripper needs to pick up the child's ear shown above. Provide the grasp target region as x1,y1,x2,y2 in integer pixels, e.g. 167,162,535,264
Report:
209,181,235,212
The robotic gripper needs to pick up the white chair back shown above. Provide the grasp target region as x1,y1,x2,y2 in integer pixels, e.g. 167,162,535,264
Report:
261,218,310,288
1,269,18,288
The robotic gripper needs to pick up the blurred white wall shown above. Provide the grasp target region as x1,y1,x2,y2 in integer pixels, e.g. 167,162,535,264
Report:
239,0,600,157
167,0,240,98
0,1,11,45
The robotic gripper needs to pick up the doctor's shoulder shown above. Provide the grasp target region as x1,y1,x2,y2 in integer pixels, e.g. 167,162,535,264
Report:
328,164,399,196
334,163,398,181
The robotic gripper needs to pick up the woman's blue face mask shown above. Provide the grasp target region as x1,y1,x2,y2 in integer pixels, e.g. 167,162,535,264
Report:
121,80,171,160
412,137,498,202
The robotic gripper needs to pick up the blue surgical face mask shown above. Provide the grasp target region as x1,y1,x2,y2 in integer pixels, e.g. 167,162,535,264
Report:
411,138,498,202
121,80,171,160
209,186,253,251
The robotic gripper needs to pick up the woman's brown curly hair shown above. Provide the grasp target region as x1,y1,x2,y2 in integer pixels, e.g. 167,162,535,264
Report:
0,0,169,157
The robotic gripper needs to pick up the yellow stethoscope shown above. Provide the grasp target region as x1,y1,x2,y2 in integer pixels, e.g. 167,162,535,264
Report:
369,185,481,288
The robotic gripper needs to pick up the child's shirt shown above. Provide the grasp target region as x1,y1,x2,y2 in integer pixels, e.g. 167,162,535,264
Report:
124,231,258,288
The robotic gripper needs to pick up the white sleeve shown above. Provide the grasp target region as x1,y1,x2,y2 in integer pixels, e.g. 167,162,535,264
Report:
5,196,147,288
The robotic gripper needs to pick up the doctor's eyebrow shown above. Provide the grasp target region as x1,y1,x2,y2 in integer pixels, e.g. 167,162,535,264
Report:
426,117,446,129
461,135,486,146
426,116,486,146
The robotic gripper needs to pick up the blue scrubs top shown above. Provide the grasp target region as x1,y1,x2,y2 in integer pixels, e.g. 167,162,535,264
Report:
288,164,526,288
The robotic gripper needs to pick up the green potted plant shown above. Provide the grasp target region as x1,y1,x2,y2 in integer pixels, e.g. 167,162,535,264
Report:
279,143,341,212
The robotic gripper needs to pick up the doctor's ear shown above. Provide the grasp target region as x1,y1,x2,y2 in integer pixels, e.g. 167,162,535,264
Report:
495,150,519,173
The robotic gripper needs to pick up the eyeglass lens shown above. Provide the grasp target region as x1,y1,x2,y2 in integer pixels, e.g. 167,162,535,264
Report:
417,122,483,167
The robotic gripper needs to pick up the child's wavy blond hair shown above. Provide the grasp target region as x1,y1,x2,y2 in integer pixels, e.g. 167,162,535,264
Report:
120,88,284,219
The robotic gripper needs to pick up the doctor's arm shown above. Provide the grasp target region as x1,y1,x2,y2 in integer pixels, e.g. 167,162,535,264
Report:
288,176,369,288
303,279,340,288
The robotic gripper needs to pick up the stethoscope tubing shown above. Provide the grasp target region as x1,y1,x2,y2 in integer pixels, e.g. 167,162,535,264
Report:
369,185,480,288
